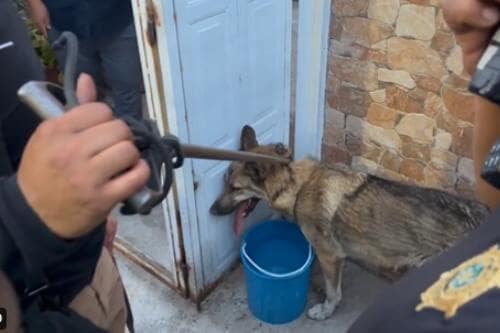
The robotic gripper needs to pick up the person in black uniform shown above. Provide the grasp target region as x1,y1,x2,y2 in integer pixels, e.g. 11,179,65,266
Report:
1,3,141,330
349,1,500,332
0,74,150,331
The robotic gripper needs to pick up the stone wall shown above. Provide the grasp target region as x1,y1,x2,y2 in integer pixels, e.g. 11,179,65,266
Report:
323,0,476,197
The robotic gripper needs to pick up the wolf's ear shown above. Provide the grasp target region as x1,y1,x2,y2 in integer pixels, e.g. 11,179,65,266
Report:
241,125,258,151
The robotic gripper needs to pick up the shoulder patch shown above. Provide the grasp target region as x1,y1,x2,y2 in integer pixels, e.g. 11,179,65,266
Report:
416,245,500,319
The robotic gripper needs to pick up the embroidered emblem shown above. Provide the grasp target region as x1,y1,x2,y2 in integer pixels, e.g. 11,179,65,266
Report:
416,245,500,318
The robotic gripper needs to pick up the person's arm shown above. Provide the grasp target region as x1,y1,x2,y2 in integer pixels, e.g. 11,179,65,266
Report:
1,268,106,333
6,73,148,292
444,0,500,208
0,175,104,302
23,308,107,332
1,74,149,330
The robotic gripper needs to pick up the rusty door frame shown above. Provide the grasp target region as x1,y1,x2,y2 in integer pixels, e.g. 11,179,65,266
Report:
119,0,189,298
147,0,211,302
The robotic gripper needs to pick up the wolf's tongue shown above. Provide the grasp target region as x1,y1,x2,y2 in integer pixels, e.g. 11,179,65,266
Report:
234,201,249,236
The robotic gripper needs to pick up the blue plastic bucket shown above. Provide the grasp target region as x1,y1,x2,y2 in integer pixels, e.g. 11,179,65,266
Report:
241,220,314,325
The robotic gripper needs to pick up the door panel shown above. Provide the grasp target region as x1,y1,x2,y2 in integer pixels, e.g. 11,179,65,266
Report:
244,0,285,126
173,0,291,285
174,0,239,146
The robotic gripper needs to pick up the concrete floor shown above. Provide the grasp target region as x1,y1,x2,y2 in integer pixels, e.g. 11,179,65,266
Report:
116,254,389,333
115,205,173,270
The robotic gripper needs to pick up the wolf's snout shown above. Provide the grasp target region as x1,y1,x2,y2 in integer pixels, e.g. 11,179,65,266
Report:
210,199,234,216
210,202,221,215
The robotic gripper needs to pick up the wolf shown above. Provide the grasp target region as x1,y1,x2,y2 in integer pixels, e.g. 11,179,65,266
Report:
210,125,489,320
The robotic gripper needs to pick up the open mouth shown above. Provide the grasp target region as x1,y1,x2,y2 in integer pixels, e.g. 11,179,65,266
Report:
234,198,259,236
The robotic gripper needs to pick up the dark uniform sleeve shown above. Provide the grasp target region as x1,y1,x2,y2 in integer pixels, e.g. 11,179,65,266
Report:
22,307,106,333
349,208,500,333
0,175,105,331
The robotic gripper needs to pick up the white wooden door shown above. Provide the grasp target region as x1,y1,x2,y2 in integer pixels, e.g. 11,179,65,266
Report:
171,0,292,296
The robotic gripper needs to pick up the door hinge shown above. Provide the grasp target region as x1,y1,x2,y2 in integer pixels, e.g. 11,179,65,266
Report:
177,261,189,274
146,0,158,46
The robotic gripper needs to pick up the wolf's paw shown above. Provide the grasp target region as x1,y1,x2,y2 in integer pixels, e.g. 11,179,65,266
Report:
307,300,338,321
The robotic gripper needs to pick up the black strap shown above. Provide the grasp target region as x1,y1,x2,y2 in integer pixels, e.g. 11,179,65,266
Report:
119,116,184,215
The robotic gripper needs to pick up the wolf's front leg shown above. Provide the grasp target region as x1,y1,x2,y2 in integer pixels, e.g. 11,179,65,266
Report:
308,256,344,321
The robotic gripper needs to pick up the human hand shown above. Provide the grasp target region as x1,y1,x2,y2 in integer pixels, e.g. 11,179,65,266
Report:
27,0,51,38
443,0,500,74
17,74,150,239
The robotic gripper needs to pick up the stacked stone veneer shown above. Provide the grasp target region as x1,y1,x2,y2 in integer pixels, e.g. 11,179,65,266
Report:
323,0,476,197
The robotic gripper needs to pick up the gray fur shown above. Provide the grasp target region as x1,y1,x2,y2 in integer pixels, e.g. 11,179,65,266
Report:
211,126,489,320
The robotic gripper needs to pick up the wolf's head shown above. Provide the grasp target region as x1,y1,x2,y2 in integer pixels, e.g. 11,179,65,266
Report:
210,125,292,235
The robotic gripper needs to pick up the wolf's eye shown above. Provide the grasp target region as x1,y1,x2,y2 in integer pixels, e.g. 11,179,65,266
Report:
230,184,241,191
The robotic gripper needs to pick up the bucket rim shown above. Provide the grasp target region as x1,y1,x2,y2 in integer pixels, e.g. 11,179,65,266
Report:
240,220,314,279
241,242,313,279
